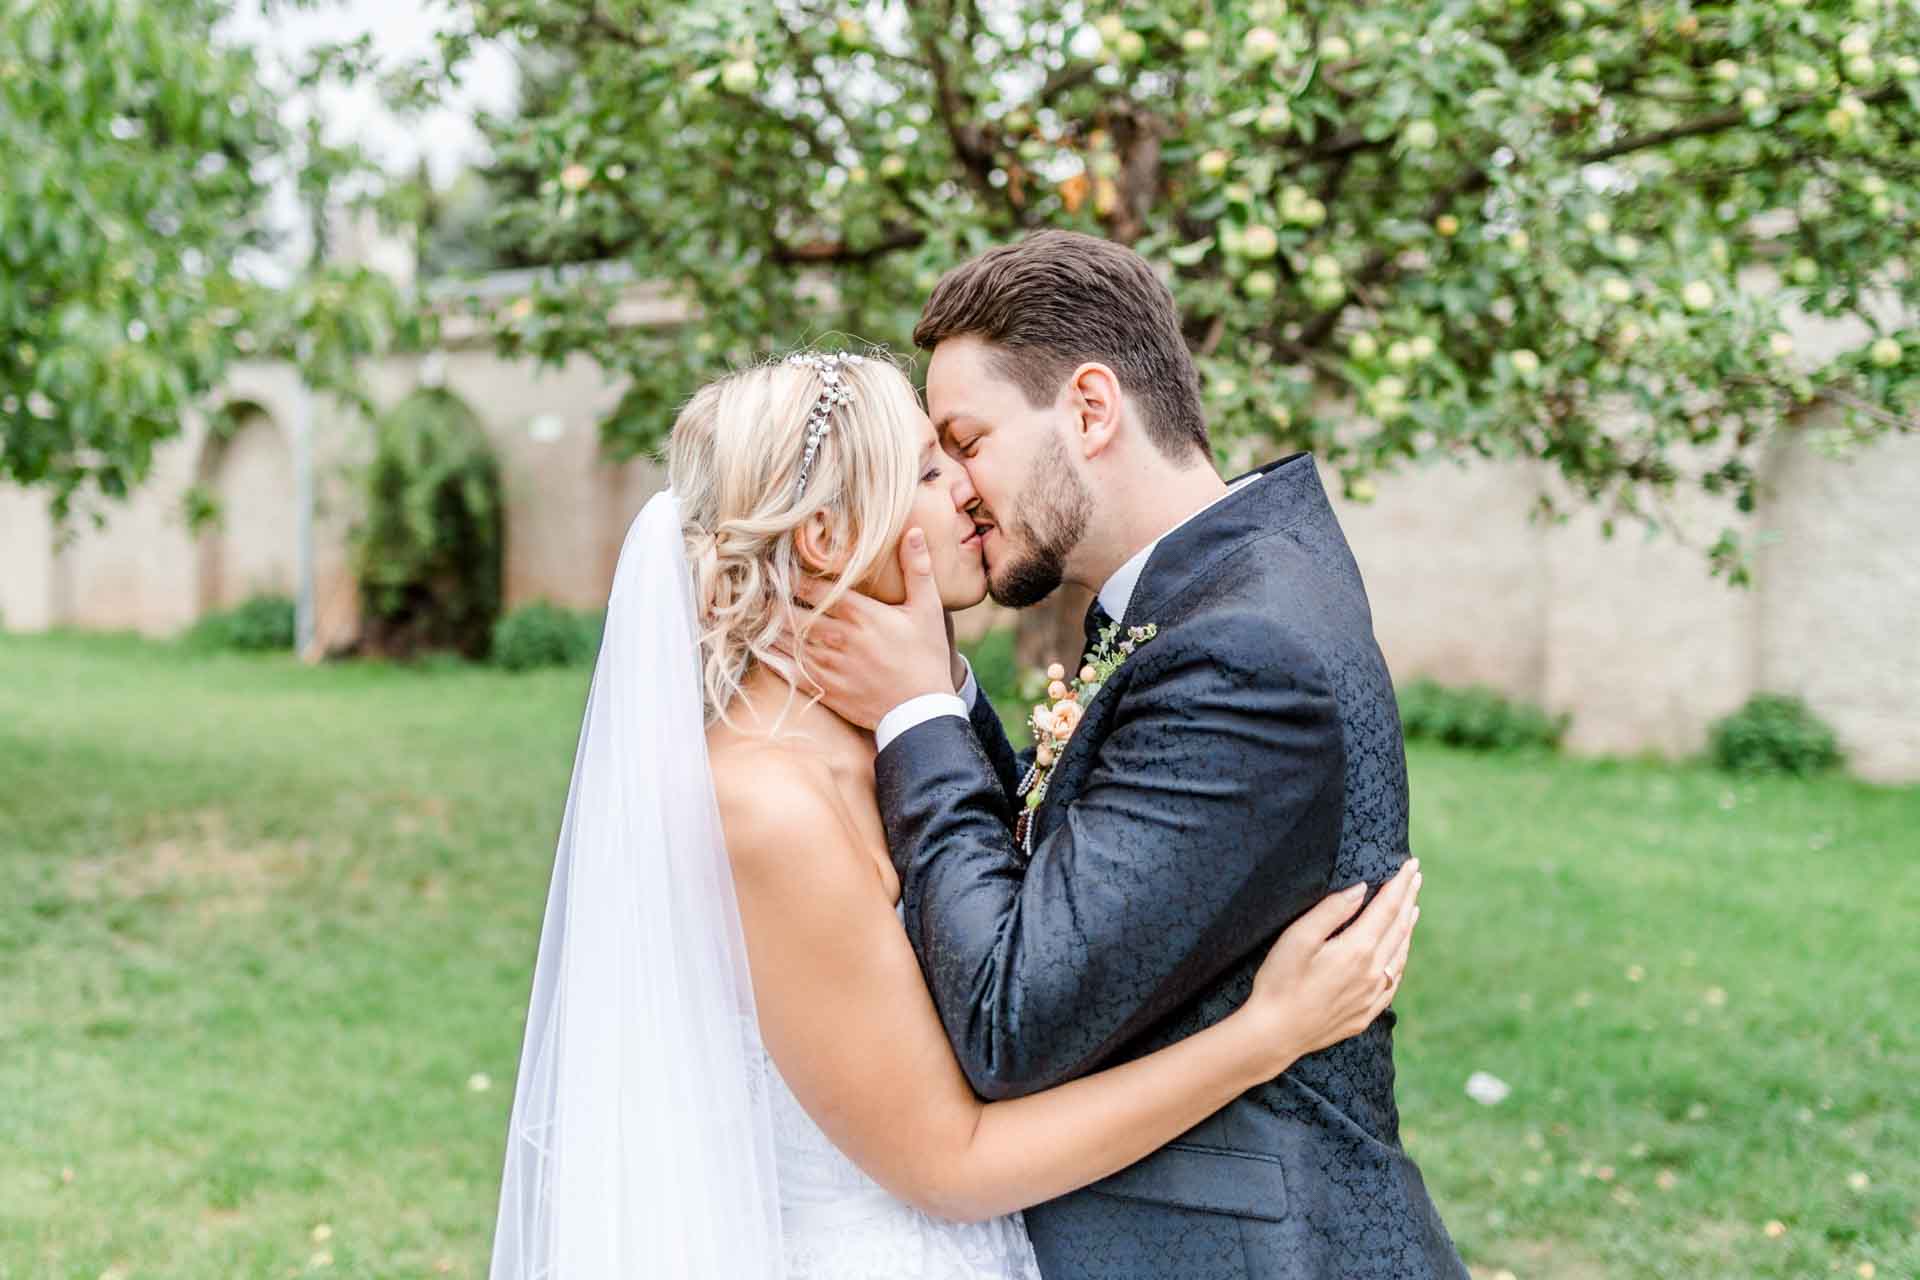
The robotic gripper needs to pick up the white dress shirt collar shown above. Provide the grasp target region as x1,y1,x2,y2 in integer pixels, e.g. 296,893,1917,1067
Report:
1096,475,1257,623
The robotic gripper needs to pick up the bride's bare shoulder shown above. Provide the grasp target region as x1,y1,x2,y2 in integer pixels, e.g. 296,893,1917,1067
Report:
708,738,849,872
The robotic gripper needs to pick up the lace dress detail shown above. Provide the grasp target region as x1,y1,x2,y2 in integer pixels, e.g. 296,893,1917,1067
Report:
747,908,1044,1279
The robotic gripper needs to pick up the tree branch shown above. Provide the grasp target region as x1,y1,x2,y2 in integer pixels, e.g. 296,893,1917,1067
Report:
582,8,653,51
1036,61,1100,109
1729,373,1919,433
1581,83,1901,164
1307,129,1391,161
919,24,988,168
771,11,873,162
771,226,927,264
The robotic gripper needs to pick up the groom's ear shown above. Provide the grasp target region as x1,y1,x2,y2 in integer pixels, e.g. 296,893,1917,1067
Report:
1067,362,1123,461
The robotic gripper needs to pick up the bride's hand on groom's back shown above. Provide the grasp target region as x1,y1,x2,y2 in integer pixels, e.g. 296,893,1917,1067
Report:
1240,860,1422,1071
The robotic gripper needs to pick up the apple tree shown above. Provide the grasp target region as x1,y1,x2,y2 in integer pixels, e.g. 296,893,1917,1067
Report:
2,0,412,524
419,0,1919,649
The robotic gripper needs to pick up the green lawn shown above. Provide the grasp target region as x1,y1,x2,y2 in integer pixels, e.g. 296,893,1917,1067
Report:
2,632,1915,1279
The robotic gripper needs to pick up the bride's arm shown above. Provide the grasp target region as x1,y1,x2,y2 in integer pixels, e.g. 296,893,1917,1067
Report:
719,762,1419,1225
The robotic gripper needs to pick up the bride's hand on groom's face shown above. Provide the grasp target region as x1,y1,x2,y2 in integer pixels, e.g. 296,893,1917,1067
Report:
1241,860,1422,1072
776,529,956,732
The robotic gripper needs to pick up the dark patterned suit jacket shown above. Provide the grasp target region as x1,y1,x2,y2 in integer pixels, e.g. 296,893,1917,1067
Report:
875,454,1466,1280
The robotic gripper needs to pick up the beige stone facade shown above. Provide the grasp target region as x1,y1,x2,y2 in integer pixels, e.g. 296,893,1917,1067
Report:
3,338,1915,782
1331,425,1920,782
0,348,657,654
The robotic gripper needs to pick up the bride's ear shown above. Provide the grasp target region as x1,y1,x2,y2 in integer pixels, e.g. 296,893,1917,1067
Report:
793,511,847,578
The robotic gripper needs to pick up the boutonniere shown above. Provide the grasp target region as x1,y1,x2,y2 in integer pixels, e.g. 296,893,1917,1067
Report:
1014,622,1158,852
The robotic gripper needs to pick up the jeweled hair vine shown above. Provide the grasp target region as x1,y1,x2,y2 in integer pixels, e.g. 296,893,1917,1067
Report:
785,350,866,499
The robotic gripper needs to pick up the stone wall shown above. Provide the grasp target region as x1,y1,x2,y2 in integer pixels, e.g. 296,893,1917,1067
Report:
1328,423,1920,783
3,350,1915,782
0,350,657,657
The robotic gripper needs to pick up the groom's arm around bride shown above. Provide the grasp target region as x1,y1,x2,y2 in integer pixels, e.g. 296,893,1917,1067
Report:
903,604,1349,1100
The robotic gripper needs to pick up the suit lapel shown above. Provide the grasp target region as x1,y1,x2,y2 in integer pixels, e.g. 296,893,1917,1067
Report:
1030,453,1331,848
1121,452,1324,629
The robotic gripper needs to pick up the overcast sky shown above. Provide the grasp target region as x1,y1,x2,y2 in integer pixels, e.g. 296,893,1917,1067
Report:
224,0,517,181
219,0,519,273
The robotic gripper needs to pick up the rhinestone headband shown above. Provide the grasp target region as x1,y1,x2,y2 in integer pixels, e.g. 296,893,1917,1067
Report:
786,351,865,499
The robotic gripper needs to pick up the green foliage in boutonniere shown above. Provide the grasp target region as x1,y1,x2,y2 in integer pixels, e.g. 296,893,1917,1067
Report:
1021,622,1158,813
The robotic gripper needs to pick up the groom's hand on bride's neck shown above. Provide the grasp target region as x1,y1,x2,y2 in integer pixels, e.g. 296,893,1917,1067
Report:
780,529,955,732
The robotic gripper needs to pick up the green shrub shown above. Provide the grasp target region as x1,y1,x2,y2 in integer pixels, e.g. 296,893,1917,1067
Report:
1709,694,1843,776
183,595,295,653
1397,679,1568,753
959,626,1020,706
351,389,504,660
492,602,602,672
957,625,1037,739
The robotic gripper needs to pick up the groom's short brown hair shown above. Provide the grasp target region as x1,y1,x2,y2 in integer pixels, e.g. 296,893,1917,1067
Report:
913,230,1209,464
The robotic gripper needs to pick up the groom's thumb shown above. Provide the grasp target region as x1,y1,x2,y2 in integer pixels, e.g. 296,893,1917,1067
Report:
900,528,939,614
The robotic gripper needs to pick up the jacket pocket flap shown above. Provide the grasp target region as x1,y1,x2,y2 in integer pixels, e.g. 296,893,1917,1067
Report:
1085,1140,1288,1223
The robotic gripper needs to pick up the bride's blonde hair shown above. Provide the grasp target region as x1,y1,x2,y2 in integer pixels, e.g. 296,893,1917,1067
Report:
667,350,924,724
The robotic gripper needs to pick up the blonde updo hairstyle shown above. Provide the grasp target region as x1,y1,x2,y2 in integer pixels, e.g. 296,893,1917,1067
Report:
668,351,924,725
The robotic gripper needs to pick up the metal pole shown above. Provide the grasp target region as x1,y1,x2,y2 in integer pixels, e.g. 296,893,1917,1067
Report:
294,383,316,660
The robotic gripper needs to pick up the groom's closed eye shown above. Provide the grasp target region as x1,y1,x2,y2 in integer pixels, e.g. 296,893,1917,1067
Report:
935,415,984,457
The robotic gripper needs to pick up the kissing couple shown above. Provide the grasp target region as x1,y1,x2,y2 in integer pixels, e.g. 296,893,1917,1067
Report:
489,231,1467,1279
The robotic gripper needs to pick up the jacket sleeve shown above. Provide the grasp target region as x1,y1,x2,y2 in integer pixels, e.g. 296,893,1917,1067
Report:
965,683,1029,808
874,612,1345,1101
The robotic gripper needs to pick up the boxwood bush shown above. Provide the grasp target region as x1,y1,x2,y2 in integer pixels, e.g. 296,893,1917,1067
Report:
492,602,603,672
183,595,295,653
1709,694,1843,777
1397,679,1568,753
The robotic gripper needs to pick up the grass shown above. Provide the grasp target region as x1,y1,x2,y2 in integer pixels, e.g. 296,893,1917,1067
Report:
2,630,1915,1279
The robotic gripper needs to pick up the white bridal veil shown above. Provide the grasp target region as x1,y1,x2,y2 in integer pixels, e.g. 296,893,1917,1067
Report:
490,490,785,1279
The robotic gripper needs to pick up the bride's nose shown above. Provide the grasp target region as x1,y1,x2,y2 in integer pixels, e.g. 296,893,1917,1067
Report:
947,462,977,512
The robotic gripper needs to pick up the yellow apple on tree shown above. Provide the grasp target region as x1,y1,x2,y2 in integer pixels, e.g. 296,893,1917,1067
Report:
720,59,759,95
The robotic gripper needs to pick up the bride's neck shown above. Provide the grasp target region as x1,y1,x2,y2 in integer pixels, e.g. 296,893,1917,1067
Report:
724,663,871,751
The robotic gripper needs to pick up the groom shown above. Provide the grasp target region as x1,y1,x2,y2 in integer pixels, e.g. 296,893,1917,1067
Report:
804,230,1465,1279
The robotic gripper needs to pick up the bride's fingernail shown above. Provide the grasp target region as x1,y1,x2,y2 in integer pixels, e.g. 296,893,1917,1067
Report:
1344,881,1367,898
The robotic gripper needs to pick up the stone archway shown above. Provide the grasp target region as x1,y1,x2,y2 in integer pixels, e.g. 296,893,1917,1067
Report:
355,387,505,659
195,402,295,613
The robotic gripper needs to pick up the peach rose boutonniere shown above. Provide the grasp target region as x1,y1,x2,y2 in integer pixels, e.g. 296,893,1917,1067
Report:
1013,621,1158,854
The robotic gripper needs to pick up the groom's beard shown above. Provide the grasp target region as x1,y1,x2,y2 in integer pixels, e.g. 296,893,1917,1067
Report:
987,437,1091,609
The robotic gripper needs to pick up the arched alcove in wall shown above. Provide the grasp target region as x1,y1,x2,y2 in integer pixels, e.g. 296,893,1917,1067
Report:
195,401,295,613
356,387,504,658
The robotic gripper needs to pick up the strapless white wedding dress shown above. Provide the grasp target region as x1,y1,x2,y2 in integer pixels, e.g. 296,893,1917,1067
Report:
751,907,1045,1279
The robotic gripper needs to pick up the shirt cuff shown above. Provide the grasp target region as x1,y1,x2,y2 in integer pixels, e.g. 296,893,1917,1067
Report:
874,693,970,753
957,657,980,711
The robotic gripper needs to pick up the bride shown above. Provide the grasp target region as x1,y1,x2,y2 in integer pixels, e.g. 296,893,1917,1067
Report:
489,350,1422,1279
